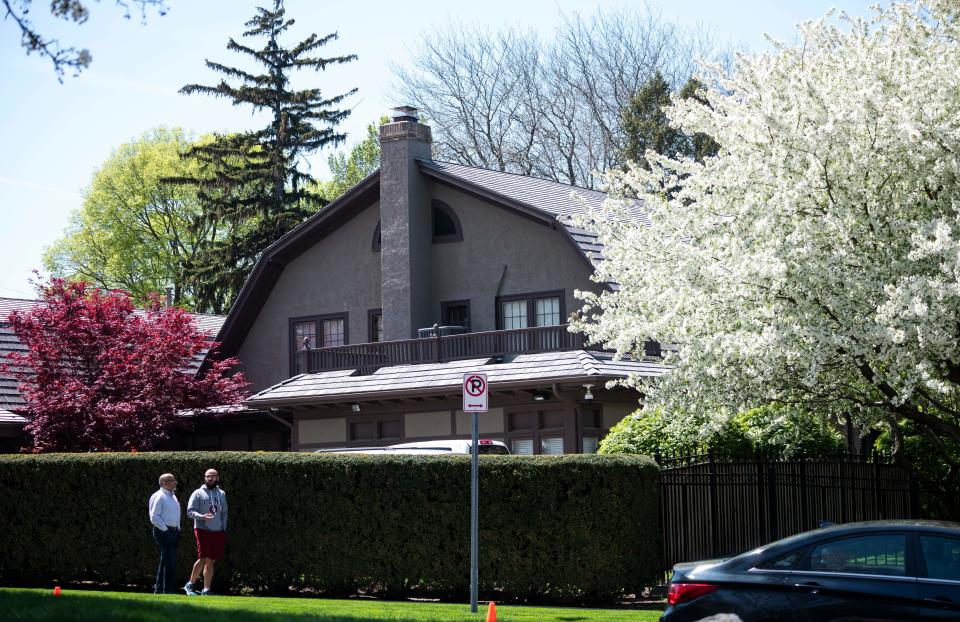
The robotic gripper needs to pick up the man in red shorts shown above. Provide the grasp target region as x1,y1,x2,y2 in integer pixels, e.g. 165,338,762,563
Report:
184,468,228,596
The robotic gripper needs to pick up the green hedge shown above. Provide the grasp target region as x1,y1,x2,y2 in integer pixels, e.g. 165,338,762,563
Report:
0,452,660,603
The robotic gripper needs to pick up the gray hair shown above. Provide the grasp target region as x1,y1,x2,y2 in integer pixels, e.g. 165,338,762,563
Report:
158,473,175,486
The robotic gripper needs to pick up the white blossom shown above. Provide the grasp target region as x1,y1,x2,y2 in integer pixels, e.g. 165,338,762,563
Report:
573,1,960,447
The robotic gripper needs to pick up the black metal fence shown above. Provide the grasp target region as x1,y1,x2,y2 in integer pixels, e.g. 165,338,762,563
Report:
658,449,919,573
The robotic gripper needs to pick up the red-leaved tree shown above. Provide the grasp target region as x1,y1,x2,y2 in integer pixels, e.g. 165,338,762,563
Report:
2,278,248,452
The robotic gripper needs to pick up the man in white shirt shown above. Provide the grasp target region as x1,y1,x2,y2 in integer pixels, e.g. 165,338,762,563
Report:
148,473,181,594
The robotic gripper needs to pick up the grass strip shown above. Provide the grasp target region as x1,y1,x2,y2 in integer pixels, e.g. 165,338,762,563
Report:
1,588,663,621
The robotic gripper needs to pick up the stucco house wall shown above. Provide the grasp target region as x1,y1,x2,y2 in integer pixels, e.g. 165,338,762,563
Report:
236,202,382,391
428,182,601,333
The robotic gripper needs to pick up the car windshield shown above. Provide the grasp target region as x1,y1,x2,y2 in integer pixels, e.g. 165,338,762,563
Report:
478,445,510,455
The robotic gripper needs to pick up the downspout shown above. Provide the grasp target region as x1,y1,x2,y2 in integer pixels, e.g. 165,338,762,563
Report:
494,265,508,298
493,265,509,332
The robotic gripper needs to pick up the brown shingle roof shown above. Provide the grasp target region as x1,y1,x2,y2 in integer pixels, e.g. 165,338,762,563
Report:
244,350,666,407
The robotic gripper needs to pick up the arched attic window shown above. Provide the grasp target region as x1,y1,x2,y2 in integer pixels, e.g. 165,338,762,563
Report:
432,200,462,243
371,201,463,251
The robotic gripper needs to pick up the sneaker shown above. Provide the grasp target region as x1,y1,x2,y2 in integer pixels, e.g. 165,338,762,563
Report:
200,589,213,596
184,582,199,596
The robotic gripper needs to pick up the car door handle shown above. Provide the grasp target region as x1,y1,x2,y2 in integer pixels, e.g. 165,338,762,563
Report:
793,581,822,595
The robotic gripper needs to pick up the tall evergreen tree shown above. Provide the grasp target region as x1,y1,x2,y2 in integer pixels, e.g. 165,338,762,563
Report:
620,73,719,170
676,77,720,163
314,117,386,202
170,0,357,313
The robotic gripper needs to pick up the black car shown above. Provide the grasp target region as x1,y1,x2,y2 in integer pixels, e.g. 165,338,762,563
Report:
661,520,960,622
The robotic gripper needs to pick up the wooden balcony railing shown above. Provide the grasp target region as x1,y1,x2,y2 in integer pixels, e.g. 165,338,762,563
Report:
296,324,587,376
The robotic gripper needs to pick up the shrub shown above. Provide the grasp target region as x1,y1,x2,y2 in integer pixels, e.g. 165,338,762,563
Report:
600,404,845,459
0,452,659,604
874,421,960,520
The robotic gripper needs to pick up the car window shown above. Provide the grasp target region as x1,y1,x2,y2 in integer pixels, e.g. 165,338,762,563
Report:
921,536,960,581
478,445,510,455
809,534,906,576
756,549,803,570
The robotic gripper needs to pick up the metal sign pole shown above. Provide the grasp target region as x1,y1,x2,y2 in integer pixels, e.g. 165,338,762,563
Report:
470,410,479,613
462,372,486,615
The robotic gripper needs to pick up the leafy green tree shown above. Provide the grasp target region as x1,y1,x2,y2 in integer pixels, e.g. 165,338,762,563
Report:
44,127,212,310
875,422,960,519
314,117,385,202
171,0,357,313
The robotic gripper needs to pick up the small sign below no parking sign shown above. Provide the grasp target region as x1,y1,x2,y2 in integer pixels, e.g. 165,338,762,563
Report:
462,372,488,413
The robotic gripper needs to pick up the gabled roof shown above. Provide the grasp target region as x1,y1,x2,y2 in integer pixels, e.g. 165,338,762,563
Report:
217,160,646,356
418,160,648,263
0,296,227,412
244,350,666,407
215,172,381,355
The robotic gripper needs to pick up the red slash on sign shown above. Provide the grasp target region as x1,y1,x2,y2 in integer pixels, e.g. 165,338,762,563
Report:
462,372,488,413
465,375,486,396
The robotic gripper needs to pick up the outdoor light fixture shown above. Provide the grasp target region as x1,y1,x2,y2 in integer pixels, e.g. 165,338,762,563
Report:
583,384,594,401
531,390,549,402
350,403,361,412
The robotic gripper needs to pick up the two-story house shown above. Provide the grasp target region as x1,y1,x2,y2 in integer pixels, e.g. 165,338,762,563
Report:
2,108,663,455
215,107,665,454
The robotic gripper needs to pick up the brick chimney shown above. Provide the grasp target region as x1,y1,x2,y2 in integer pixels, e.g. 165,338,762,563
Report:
379,106,433,340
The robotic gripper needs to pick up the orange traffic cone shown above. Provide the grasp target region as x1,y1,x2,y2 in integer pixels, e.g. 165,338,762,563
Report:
485,601,496,622
53,586,61,596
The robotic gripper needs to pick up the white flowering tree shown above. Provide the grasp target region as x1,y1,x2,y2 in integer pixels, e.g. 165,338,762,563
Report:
574,1,960,506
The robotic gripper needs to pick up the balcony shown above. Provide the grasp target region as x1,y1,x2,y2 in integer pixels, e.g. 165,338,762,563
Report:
296,324,588,376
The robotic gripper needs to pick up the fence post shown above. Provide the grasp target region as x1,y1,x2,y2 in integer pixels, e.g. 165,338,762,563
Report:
799,448,808,530
874,458,882,520
838,454,848,524
755,447,766,542
655,448,666,576
767,462,779,541
909,470,920,519
708,447,720,557
434,326,443,364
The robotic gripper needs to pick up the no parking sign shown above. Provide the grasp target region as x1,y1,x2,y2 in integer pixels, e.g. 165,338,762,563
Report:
462,372,488,412
462,371,488,613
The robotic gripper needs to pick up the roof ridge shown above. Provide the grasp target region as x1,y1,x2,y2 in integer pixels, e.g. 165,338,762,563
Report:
421,159,607,197
0,296,39,303
576,350,603,375
1,296,223,320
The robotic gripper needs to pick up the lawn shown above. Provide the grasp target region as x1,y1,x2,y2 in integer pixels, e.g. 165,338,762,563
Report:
1,588,663,621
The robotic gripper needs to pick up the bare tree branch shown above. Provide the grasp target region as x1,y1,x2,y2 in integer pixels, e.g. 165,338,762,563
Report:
392,5,729,188
2,0,166,80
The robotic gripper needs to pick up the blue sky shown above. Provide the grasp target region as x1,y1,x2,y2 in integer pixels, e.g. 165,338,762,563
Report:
0,0,876,300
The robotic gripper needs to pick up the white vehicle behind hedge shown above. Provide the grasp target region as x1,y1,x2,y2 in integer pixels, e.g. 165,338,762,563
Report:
315,439,510,455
